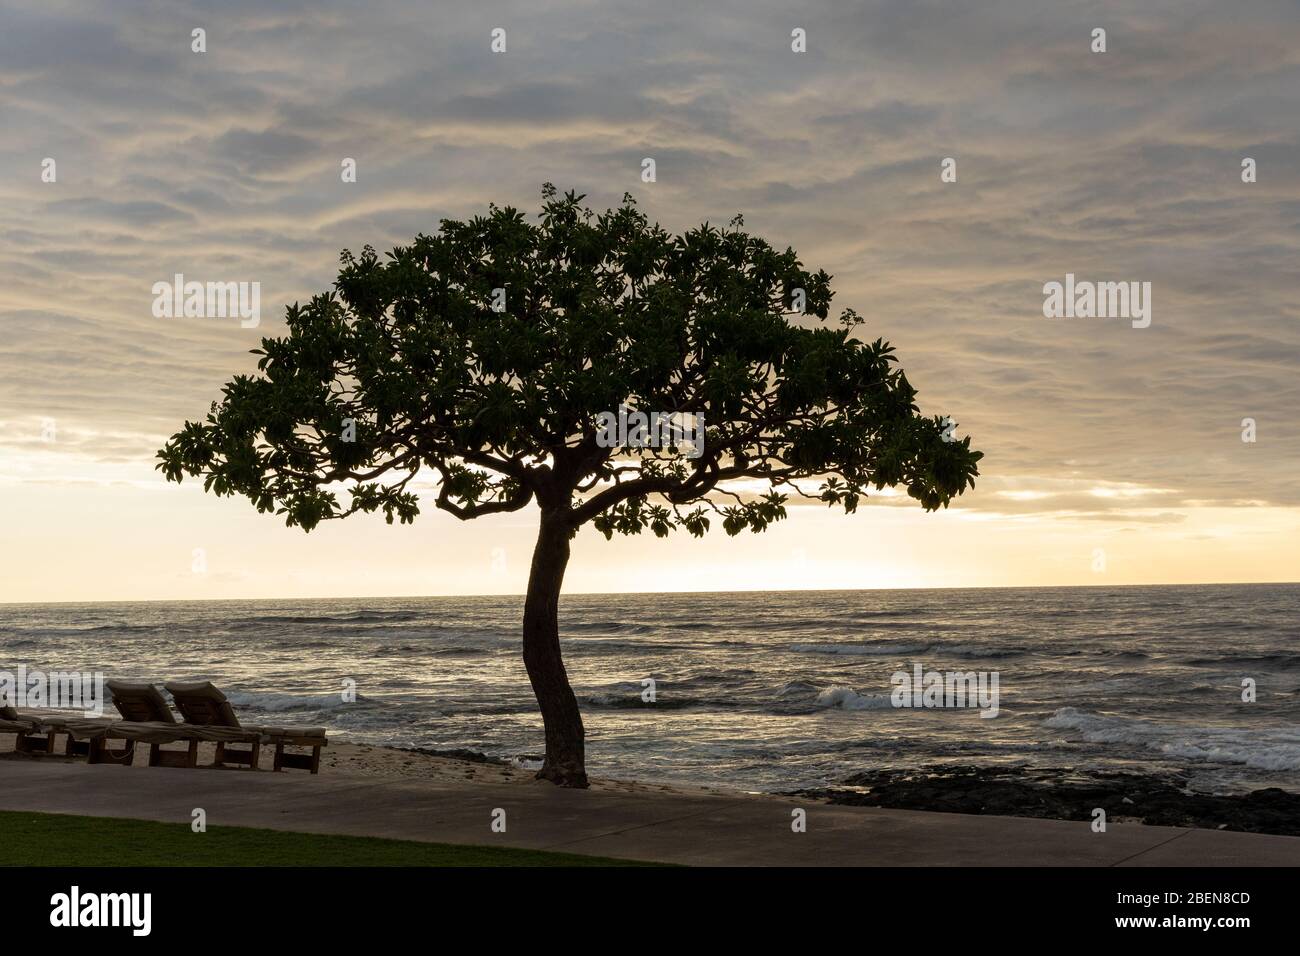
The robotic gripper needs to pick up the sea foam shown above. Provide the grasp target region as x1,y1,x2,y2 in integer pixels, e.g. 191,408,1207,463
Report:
1045,707,1300,771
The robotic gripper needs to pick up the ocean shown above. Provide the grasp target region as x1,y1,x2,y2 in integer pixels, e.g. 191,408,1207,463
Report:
3,584,1298,795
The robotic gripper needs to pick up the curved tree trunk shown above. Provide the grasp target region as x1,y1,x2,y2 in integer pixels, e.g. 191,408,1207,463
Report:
522,509,588,787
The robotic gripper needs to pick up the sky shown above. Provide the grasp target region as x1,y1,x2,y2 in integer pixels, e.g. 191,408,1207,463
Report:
1,0,1298,603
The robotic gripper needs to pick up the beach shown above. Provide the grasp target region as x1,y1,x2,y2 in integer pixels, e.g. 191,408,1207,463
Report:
0,733,741,797
1,728,751,801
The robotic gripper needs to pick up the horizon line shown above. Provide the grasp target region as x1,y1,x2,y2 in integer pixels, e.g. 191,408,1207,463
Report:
3,579,1297,608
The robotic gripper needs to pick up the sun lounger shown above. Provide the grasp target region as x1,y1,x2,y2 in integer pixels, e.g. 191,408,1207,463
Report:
98,681,275,768
31,714,115,756
159,680,260,770
165,681,327,773
0,705,54,754
97,679,197,767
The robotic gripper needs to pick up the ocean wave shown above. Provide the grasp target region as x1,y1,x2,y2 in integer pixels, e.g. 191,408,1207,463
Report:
582,693,699,710
776,680,821,697
812,686,893,711
565,620,654,634
424,646,493,657
669,669,759,686
1186,654,1300,669
227,611,426,629
933,644,1025,659
432,702,538,716
1044,707,1300,772
1,623,159,636
791,642,931,656
225,690,362,713
360,641,488,656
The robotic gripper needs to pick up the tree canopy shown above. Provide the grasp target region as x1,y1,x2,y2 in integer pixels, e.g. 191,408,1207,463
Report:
157,185,982,539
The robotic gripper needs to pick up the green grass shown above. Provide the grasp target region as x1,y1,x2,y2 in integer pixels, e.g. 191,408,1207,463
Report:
0,810,659,867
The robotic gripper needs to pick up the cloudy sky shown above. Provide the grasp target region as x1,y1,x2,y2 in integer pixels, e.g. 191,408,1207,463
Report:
2,0,1298,602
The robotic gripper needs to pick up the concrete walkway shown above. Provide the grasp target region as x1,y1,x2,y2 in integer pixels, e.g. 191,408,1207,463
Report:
2,760,1297,866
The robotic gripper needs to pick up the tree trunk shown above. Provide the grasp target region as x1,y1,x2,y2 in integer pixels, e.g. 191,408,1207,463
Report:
522,509,588,787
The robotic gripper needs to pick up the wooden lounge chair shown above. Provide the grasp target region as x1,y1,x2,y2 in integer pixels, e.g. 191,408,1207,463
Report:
0,705,54,754
165,681,327,773
95,679,200,767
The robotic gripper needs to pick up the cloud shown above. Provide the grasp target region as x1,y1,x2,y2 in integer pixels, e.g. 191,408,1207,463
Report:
1,0,1298,528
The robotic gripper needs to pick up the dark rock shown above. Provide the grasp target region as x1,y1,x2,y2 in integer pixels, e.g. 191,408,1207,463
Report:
786,765,1300,837
399,746,509,766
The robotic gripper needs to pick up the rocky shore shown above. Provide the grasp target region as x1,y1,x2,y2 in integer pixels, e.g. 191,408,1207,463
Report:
790,764,1300,836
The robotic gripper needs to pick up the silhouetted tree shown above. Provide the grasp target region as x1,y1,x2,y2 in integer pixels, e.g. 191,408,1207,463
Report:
157,186,982,787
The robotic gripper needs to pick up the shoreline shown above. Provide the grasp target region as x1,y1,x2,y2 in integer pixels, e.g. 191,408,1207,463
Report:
5,734,1297,837
0,734,749,801
326,740,745,798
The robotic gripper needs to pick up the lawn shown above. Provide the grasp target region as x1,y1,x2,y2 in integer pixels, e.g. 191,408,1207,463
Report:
0,810,659,867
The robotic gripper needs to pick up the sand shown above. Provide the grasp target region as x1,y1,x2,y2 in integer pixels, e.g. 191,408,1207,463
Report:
322,740,746,797
0,731,748,800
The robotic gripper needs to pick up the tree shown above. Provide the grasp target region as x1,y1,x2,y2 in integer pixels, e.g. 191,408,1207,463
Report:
157,185,983,787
